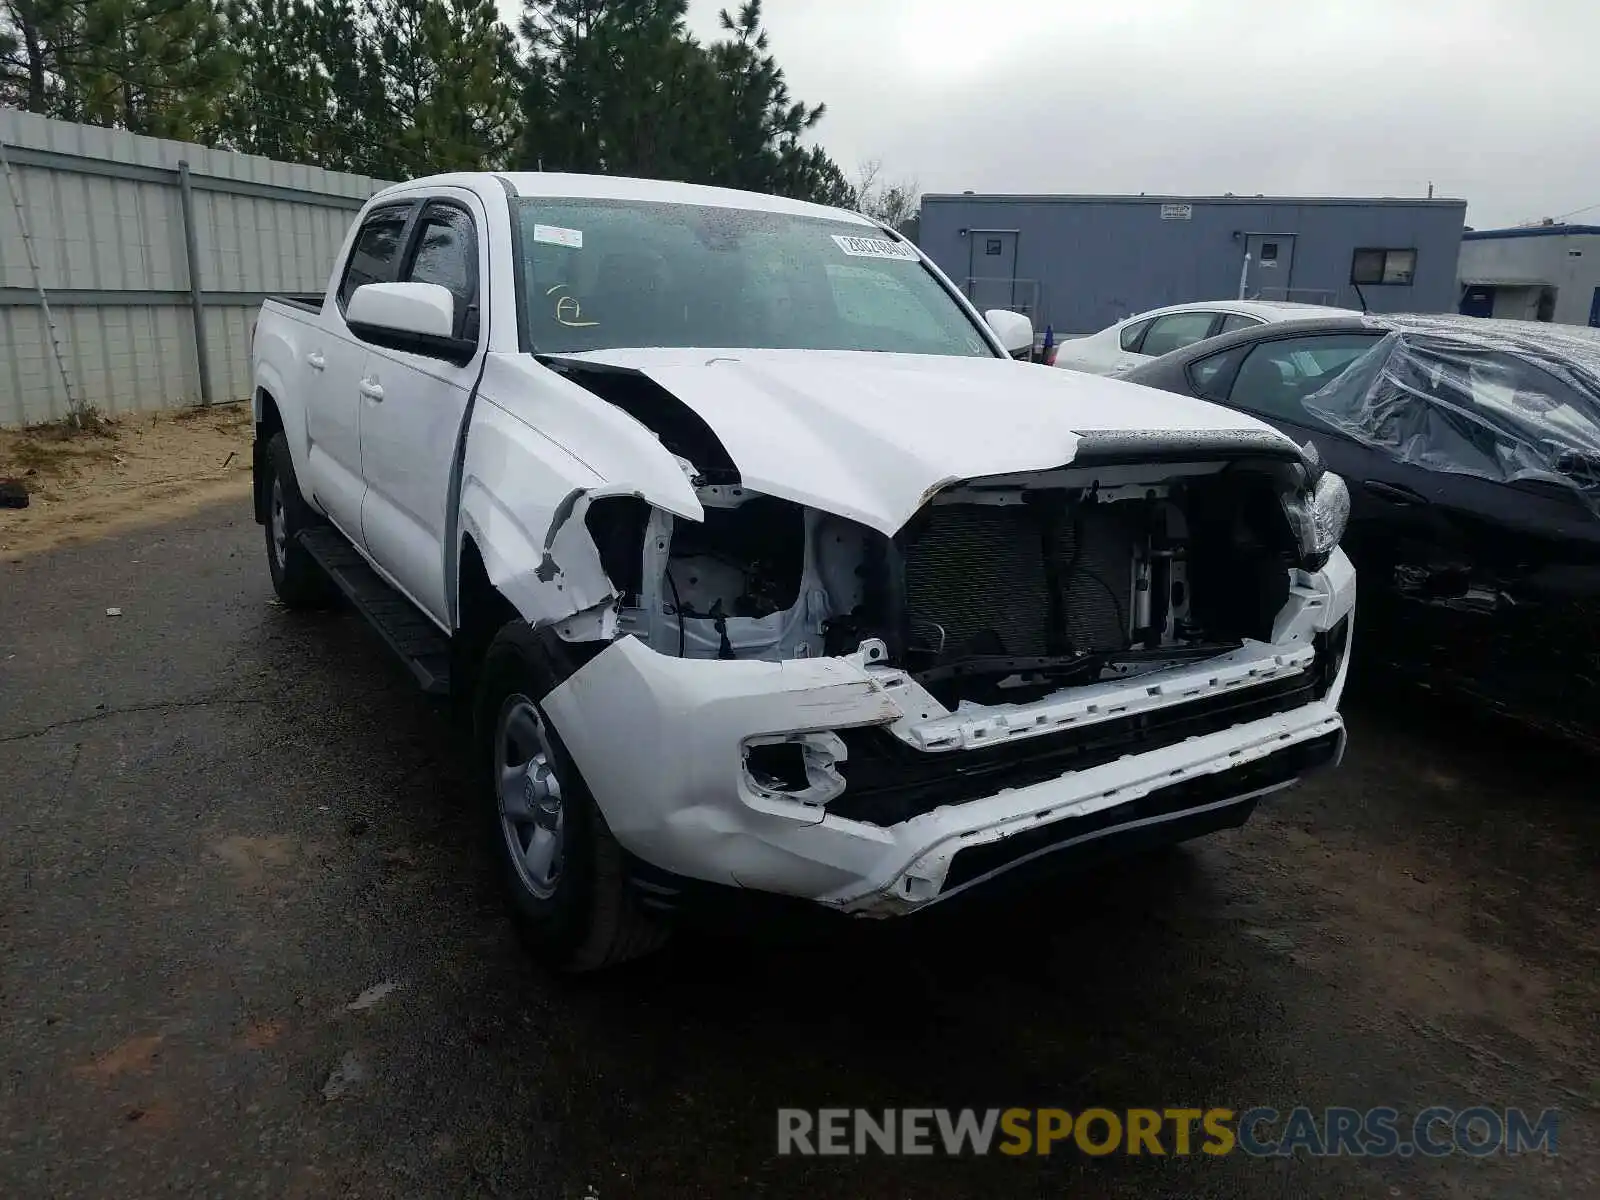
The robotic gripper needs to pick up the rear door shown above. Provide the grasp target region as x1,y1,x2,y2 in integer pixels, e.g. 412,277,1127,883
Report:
1194,333,1600,714
1104,310,1223,375
304,201,417,543
356,193,488,626
963,231,1019,314
1372,351,1600,714
1243,234,1296,299
1187,330,1442,568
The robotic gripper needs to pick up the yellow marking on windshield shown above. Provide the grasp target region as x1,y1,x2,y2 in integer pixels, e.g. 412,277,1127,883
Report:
555,293,599,328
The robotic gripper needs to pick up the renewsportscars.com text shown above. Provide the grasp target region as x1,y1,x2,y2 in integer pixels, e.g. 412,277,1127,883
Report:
776,1106,1559,1158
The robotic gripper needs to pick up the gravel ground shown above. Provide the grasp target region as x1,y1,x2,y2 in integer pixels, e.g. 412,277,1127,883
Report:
1,497,1596,1199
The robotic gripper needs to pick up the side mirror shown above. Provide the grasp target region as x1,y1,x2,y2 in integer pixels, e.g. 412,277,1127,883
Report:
347,282,475,365
985,308,1034,357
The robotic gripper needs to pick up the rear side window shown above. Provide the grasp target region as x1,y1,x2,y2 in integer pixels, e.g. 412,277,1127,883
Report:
1219,313,1261,334
401,203,480,341
1227,333,1385,422
338,205,413,309
1141,312,1219,357
1119,318,1153,352
1188,344,1250,401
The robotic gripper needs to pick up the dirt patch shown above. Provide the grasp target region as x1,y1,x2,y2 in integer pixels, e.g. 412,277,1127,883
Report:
208,834,302,889
0,405,253,558
239,1019,287,1051
72,1034,165,1082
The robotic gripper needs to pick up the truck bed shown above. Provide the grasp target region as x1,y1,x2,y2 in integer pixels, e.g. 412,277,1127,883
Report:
267,294,322,315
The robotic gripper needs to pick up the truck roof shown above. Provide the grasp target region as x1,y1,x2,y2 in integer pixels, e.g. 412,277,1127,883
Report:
369,171,879,226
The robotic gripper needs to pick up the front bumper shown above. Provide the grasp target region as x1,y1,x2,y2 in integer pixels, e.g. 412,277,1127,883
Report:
542,551,1356,915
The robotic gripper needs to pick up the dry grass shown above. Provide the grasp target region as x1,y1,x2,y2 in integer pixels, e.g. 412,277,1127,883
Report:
0,403,255,557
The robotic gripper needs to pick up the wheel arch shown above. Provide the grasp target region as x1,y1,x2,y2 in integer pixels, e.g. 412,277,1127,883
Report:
252,386,285,526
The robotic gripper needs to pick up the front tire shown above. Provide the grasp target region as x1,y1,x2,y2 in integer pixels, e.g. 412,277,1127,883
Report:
474,621,666,972
261,432,332,609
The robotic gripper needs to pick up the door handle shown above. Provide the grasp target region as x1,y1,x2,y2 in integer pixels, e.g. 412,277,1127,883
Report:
358,377,384,402
306,351,326,371
1363,479,1426,506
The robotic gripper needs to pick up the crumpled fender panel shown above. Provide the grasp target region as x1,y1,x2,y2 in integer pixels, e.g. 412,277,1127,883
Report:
477,354,706,519
458,389,701,638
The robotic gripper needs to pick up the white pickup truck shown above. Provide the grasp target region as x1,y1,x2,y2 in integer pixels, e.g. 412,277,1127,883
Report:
251,171,1356,970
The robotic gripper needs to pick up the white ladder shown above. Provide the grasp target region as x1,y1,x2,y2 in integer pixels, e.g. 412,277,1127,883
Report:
0,132,86,426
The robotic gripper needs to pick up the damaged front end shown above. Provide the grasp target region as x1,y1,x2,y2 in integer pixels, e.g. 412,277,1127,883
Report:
527,360,1356,913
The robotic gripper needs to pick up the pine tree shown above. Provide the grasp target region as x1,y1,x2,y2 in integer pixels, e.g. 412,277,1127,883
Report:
307,0,390,174
5,0,854,207
214,0,331,162
703,0,849,205
2,0,233,137
371,0,520,178
518,0,713,177
516,0,852,206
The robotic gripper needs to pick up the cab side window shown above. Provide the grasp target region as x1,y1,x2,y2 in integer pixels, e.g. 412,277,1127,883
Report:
338,205,414,310
401,203,480,342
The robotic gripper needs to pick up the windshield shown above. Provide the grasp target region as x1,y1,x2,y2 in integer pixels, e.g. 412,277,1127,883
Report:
512,198,995,358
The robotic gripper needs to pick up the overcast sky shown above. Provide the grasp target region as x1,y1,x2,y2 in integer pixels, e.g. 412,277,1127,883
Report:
512,0,1600,230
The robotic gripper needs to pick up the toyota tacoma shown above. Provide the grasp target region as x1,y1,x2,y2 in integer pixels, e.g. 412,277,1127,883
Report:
250,172,1356,970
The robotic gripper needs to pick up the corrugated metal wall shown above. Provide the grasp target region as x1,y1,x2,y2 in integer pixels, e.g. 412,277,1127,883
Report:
0,109,391,426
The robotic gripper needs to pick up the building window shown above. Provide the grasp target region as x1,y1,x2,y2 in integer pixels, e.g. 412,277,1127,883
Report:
1351,247,1417,286
1260,241,1279,263
985,238,1003,256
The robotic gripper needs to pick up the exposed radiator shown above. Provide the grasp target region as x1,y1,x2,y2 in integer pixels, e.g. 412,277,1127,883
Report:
903,502,1136,659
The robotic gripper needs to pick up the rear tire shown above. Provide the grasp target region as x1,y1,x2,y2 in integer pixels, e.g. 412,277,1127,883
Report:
473,621,667,972
261,432,332,609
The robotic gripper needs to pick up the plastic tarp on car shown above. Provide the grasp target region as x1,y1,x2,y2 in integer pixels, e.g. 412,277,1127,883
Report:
1301,315,1600,508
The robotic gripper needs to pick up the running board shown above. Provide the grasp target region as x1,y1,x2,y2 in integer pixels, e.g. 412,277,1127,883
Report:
298,528,452,695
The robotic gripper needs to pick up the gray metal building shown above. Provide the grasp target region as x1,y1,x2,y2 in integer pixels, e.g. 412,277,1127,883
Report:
1457,225,1600,327
918,193,1468,336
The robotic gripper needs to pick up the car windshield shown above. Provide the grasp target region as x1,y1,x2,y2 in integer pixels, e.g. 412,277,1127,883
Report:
512,198,994,358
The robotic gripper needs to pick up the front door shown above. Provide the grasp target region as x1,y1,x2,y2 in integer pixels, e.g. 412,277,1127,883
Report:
965,230,1019,313
357,195,487,627
1460,286,1495,318
1244,234,1296,300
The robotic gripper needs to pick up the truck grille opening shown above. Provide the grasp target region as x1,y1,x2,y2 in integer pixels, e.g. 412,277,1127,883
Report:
903,501,1135,661
890,464,1302,707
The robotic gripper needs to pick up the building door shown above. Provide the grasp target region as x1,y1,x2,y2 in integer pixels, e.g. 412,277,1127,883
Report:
1589,287,1600,328
1460,286,1495,318
965,230,1020,312
1243,233,1296,299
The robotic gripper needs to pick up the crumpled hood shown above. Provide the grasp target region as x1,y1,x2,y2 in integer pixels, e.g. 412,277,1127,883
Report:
551,348,1296,533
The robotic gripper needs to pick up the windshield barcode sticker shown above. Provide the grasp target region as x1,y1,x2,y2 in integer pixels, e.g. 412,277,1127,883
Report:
533,224,584,249
832,234,918,261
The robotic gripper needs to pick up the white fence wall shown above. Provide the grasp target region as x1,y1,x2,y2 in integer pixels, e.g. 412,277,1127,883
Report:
0,109,391,426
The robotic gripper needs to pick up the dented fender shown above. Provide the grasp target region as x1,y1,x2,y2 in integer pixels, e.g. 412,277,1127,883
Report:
457,395,703,638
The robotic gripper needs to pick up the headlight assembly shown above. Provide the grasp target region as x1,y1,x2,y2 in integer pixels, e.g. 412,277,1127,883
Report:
1285,469,1350,571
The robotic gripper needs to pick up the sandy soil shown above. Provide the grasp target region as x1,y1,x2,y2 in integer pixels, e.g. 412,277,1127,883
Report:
0,405,253,558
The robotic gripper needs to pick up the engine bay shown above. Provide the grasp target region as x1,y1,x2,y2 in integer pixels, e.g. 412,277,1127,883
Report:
596,459,1307,706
